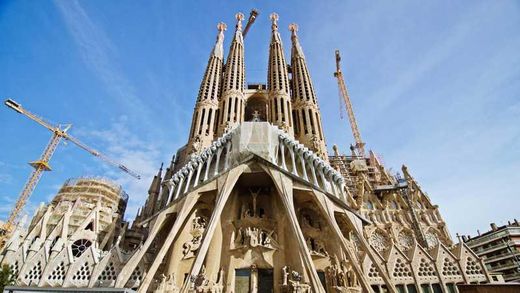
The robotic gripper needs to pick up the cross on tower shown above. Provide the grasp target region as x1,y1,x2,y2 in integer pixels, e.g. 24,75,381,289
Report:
252,110,261,122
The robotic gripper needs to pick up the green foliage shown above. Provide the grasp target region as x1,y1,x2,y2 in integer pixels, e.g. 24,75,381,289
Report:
0,264,15,291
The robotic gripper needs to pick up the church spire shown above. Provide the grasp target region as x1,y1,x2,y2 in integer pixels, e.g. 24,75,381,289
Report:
217,13,246,135
187,22,226,155
289,23,328,159
267,13,293,135
212,22,226,59
144,163,163,216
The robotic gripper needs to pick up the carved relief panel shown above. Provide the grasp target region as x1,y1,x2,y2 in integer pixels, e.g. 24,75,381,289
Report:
298,207,329,258
182,209,210,259
232,188,279,251
324,256,360,291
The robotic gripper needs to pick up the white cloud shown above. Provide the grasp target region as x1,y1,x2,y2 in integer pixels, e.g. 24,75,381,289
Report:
81,116,166,221
53,0,191,223
304,1,520,238
54,0,154,124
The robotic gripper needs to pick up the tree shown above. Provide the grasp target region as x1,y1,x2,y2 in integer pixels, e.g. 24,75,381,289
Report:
0,264,15,291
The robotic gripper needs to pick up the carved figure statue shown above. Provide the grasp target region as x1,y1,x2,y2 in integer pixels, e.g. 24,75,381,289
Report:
291,270,302,282
155,273,177,293
281,266,312,292
165,274,177,292
235,226,276,249
338,270,346,287
325,257,360,290
193,216,207,230
192,136,201,153
312,135,320,149
182,235,202,258
223,122,233,134
315,239,328,256
282,266,290,286
280,122,290,133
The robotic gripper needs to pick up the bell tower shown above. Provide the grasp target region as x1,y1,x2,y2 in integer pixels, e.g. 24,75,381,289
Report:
267,13,293,135
187,22,226,155
289,23,328,159
217,13,246,136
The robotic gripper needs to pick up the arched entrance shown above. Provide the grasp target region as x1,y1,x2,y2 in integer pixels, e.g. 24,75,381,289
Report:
244,95,268,122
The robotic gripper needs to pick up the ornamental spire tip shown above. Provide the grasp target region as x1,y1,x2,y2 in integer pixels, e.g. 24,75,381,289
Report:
235,12,244,31
217,22,227,32
289,23,299,36
270,12,279,31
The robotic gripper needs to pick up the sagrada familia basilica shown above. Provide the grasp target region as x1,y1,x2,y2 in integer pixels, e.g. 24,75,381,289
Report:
1,11,496,293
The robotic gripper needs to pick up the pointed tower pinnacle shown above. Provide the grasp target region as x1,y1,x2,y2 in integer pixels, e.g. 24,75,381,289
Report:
267,13,293,135
145,163,163,216
289,23,328,159
217,13,246,136
212,22,227,59
187,22,226,156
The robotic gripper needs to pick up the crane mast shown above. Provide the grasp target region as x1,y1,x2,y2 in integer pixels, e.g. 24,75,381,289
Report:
1,99,141,246
3,134,62,235
334,50,365,157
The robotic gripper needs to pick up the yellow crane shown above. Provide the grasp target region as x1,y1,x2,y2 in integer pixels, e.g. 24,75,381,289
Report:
334,50,366,157
1,98,141,245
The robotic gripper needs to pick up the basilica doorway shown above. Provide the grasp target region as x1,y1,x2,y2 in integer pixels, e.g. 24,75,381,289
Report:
258,268,274,293
234,267,274,292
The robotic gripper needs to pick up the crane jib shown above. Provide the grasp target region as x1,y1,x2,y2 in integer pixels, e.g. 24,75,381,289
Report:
1,98,143,245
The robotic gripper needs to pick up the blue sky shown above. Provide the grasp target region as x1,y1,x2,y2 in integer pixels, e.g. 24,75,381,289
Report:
0,0,519,238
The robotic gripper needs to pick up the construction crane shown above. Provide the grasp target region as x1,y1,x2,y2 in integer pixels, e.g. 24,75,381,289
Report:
334,50,366,157
242,9,259,38
1,98,141,245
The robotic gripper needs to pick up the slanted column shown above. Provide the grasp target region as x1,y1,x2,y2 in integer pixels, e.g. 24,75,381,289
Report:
289,146,298,176
299,152,308,181
224,140,232,170
266,167,326,292
181,166,247,292
318,168,328,191
203,154,213,181
340,183,348,202
280,141,288,170
175,175,185,199
167,180,176,204
335,182,345,201
330,177,338,197
184,166,194,193
193,160,203,187
214,147,223,176
272,146,279,164
309,159,318,186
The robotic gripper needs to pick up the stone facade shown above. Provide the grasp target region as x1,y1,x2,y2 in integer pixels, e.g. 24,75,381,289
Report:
1,11,497,293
